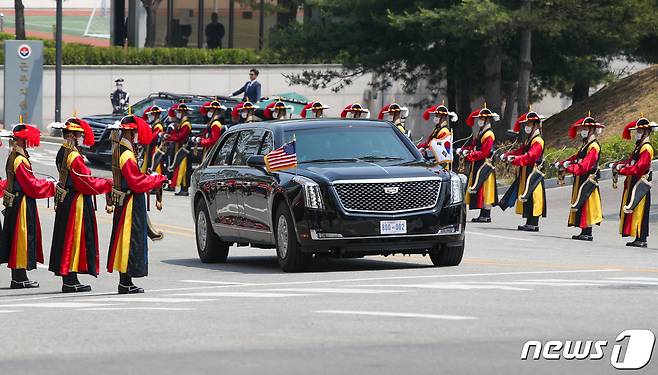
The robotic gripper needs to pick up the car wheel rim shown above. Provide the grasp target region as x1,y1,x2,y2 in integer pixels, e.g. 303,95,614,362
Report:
197,210,208,252
277,214,289,259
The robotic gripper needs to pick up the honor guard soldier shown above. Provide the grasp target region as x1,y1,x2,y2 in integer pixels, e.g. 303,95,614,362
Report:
140,105,165,174
378,103,411,137
49,118,113,293
340,103,370,119
554,117,604,241
0,123,56,289
418,103,458,168
612,117,656,247
110,78,130,115
263,100,293,120
301,101,330,119
165,103,193,196
456,107,499,223
499,111,547,232
195,100,227,158
231,101,257,124
107,115,168,294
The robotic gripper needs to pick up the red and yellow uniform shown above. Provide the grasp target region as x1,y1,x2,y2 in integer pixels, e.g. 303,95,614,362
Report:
49,118,113,280
198,101,226,159
0,124,55,287
168,118,191,188
107,116,167,284
339,103,370,119
616,118,655,246
565,141,603,229
502,134,546,217
140,105,165,174
463,129,497,209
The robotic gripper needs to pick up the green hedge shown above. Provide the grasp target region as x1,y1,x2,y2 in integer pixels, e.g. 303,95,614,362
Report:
0,32,326,65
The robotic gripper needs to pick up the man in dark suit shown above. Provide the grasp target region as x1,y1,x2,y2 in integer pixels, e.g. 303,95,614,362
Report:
232,68,261,102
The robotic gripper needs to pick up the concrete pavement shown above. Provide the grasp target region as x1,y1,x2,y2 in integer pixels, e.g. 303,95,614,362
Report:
0,141,656,375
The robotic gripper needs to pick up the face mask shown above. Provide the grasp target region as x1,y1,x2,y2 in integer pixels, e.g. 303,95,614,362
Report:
385,114,393,122
241,111,249,119
273,111,280,118
524,125,533,134
147,114,154,122
580,130,589,139
207,112,213,119
476,119,485,127
636,132,644,141
168,116,175,122
176,113,182,120
433,116,441,125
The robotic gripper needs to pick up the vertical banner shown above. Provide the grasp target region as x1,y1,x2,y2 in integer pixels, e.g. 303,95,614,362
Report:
4,40,43,128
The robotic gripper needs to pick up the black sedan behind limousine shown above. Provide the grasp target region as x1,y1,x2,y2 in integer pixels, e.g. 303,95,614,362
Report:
190,119,466,272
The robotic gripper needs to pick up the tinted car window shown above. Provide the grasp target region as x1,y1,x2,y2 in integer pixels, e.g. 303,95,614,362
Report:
211,132,238,166
259,132,273,155
231,130,256,166
285,125,417,163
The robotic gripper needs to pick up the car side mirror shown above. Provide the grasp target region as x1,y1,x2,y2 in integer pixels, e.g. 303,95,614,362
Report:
247,155,266,169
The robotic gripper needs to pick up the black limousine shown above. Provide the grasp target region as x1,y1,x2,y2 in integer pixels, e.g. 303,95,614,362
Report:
190,119,466,272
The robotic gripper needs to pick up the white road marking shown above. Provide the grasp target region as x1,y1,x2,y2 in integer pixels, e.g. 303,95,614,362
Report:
171,292,314,298
257,288,406,294
315,310,476,321
79,307,196,311
526,278,658,286
357,283,531,291
85,297,216,303
179,280,248,285
609,277,658,282
2,302,118,308
0,310,22,313
36,264,48,269
469,231,534,242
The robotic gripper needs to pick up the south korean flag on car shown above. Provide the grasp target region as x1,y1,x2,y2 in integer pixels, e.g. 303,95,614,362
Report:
429,133,453,165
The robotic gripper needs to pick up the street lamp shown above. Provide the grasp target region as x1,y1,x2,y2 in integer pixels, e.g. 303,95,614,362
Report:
55,0,63,124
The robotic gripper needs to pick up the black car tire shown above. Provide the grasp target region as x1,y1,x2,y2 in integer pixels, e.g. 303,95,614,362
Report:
274,204,310,272
430,241,464,267
195,200,229,263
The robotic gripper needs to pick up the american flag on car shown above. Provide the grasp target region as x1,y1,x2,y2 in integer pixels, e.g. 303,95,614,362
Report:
264,140,297,172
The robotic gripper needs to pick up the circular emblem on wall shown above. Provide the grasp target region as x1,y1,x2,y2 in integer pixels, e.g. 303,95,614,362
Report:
18,44,32,59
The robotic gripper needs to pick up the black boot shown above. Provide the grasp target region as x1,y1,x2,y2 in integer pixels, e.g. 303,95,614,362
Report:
174,187,189,196
118,273,144,294
572,227,593,241
10,269,39,289
626,238,648,248
62,273,92,293
518,216,539,232
163,186,175,192
472,209,491,223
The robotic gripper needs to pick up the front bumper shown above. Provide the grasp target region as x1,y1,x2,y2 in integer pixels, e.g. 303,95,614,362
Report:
294,202,466,255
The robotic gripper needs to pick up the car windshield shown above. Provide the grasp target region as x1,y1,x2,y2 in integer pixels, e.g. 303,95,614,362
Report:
285,125,418,163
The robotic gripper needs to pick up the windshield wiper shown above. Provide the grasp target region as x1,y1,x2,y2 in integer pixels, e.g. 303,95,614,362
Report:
358,156,404,161
299,158,359,164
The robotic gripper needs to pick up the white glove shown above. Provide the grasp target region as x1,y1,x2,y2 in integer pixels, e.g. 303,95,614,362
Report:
455,148,462,156
506,155,515,162
563,161,571,168
500,154,507,161
615,164,624,171
554,161,562,169
462,149,470,157
608,162,615,169
150,172,160,177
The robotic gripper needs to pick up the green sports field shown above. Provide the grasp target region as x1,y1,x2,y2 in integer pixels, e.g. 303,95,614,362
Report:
2,14,109,38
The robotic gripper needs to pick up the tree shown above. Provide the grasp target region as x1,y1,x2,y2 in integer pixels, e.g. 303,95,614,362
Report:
273,0,658,139
141,0,163,47
14,0,26,40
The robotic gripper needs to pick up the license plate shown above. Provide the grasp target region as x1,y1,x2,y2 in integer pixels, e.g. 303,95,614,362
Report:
380,220,407,235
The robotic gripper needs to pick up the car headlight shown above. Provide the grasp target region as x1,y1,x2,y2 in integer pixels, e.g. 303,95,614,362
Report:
293,176,325,209
449,173,465,204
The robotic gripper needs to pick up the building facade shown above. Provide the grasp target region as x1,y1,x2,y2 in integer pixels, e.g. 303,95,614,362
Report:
113,0,306,49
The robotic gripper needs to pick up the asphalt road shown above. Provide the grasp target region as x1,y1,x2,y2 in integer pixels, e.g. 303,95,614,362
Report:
0,140,656,375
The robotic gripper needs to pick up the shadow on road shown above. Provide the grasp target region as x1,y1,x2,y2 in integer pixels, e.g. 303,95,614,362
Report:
161,255,434,274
